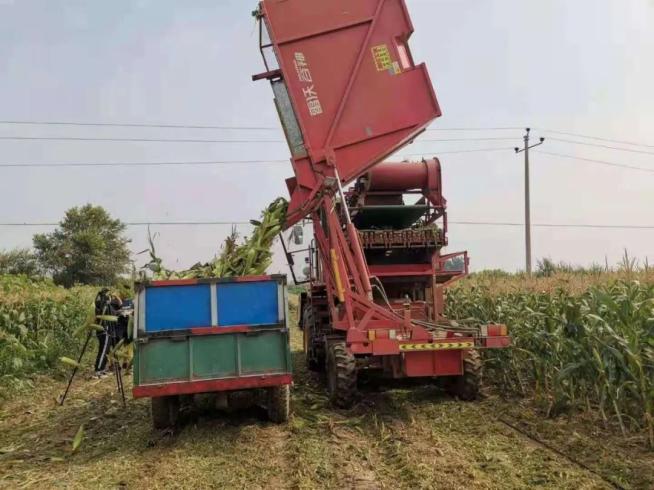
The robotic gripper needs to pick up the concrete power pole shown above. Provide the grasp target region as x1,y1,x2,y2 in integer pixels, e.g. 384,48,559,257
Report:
515,128,545,275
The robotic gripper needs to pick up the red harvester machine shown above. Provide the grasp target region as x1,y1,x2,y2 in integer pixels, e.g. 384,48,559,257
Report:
253,0,510,407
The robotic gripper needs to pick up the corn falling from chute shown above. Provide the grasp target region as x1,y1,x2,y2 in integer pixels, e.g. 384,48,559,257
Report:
143,198,288,279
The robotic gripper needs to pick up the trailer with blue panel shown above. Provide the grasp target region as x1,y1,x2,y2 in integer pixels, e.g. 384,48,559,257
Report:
132,274,292,428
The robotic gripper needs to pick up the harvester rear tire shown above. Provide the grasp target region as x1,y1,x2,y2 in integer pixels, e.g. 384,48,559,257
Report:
327,342,357,408
267,385,290,423
449,350,482,401
151,395,180,429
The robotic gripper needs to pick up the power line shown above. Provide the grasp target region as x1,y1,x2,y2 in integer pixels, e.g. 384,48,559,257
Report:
0,120,280,131
425,126,524,132
535,150,654,174
400,147,514,158
540,128,654,149
0,221,251,227
547,137,654,156
0,119,523,133
3,121,649,151
0,135,286,144
2,220,654,230
449,221,654,230
0,148,515,168
419,137,518,142
0,159,289,168
0,135,519,144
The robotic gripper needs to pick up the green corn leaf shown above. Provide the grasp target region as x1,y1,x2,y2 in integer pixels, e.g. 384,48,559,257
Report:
96,315,118,323
59,357,80,368
71,424,85,452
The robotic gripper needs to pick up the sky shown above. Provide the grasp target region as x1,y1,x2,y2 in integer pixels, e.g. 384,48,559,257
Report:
0,0,653,274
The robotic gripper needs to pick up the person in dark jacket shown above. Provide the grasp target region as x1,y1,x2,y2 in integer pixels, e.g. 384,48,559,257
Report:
93,288,122,377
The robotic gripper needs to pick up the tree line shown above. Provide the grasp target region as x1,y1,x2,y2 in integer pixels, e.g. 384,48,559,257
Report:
0,204,131,287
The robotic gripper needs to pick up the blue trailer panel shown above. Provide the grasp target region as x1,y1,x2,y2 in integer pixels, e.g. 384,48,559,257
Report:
139,279,285,334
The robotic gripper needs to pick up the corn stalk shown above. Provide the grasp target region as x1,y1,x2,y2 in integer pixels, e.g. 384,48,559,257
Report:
446,275,654,449
144,198,287,279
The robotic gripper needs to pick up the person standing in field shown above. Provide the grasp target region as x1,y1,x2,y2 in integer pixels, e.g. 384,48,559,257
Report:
93,288,122,378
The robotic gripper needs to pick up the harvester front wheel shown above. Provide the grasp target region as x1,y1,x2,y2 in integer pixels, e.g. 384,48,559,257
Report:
448,350,482,401
151,395,180,429
327,342,357,408
303,306,320,372
267,385,290,423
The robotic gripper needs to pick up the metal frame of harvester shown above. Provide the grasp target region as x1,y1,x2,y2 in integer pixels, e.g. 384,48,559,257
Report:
253,0,510,407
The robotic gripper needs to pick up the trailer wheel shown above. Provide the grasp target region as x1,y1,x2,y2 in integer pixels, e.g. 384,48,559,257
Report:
267,385,290,423
151,395,180,429
448,350,482,401
327,342,357,408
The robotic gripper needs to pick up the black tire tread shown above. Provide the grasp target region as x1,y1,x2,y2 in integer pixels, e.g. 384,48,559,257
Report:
151,395,179,429
452,349,483,401
267,385,290,423
328,342,357,408
303,306,321,372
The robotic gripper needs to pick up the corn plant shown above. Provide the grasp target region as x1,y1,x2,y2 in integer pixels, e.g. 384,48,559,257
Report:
446,274,654,448
0,275,95,393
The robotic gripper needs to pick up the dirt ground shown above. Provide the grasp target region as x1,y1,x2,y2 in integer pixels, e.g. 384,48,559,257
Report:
1,327,652,489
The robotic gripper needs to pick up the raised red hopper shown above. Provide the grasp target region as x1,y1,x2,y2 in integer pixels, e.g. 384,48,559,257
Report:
254,0,441,225
254,0,511,408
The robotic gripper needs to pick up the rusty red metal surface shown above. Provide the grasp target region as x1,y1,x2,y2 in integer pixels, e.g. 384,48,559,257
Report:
256,0,441,224
132,374,293,399
482,336,512,349
366,160,445,208
404,350,463,377
147,275,274,287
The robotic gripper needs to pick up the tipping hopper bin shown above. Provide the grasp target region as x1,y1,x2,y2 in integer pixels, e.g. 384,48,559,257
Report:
254,0,442,224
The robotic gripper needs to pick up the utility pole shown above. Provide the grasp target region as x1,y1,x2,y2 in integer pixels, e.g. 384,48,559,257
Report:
515,128,545,275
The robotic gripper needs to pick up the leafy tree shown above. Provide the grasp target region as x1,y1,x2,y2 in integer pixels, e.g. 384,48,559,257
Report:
33,205,130,287
0,248,42,276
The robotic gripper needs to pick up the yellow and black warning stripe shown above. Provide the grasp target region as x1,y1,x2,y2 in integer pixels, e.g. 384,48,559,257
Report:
399,341,474,352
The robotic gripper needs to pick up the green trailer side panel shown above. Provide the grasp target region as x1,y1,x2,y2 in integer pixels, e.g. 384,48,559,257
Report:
133,346,140,385
135,330,290,386
191,335,238,379
240,331,288,374
139,339,189,383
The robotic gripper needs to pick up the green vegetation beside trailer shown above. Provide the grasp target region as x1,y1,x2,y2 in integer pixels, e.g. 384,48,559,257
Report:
0,275,95,393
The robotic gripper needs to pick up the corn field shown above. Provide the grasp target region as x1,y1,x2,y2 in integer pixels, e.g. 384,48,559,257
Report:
446,272,654,448
0,275,95,393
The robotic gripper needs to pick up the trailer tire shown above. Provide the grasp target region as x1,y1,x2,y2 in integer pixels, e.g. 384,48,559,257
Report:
327,342,357,408
151,395,180,429
267,385,290,423
448,350,482,401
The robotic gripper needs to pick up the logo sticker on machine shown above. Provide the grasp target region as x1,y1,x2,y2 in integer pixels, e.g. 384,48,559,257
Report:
399,341,474,351
293,52,323,117
371,44,393,72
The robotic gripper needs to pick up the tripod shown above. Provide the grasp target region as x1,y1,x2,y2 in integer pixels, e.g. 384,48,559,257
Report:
107,320,127,407
59,303,127,407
